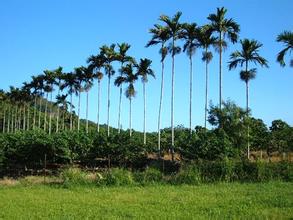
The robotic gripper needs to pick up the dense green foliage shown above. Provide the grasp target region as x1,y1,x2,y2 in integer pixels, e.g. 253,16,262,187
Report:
0,182,292,219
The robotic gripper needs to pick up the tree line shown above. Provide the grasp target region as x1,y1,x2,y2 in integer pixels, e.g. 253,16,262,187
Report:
0,7,292,161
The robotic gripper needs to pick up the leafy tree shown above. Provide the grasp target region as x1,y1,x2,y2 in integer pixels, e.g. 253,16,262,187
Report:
208,7,240,109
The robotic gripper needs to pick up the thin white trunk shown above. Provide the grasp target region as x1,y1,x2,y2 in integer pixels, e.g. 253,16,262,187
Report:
38,95,42,129
189,54,193,134
7,105,10,133
2,106,6,133
107,75,111,137
171,39,175,161
204,51,209,128
44,93,48,132
49,92,53,135
219,32,223,110
158,55,165,153
27,103,30,130
86,91,89,134
129,98,132,137
70,93,73,131
143,82,146,145
97,80,101,133
33,96,36,130
118,66,123,133
56,89,60,132
23,106,26,131
77,91,81,131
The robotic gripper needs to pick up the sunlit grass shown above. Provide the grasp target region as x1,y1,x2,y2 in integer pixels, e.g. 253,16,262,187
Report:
0,181,292,219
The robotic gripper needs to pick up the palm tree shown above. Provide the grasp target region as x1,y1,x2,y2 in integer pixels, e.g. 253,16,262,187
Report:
181,22,200,134
61,72,77,130
276,31,293,67
53,67,64,132
55,94,70,131
228,38,268,159
43,70,55,134
87,53,105,132
136,58,155,144
115,63,138,137
116,43,133,133
74,67,86,132
146,24,170,154
159,11,183,160
208,7,240,109
100,44,116,137
83,67,94,133
29,75,41,130
197,25,217,128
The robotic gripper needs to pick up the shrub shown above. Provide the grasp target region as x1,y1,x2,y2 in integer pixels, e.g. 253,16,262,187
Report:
60,167,93,186
97,168,134,186
134,167,163,185
171,164,201,185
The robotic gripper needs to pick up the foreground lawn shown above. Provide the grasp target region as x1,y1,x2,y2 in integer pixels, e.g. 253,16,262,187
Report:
0,182,292,219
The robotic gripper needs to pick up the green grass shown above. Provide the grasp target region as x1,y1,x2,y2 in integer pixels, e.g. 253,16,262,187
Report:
0,182,292,219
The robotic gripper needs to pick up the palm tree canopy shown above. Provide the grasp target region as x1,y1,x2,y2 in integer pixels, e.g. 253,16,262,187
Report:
136,58,155,83
117,43,133,63
146,24,170,62
228,38,268,70
276,31,293,67
114,63,138,99
159,11,183,56
207,7,240,44
181,22,200,57
240,68,257,83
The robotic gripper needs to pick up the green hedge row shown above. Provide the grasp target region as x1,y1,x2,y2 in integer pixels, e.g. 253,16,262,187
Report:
60,160,293,187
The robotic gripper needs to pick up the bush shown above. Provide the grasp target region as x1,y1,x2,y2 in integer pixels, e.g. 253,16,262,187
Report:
171,164,201,185
134,167,163,185
60,167,93,186
97,168,134,186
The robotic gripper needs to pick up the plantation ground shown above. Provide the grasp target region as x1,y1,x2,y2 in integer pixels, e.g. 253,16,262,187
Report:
0,182,292,219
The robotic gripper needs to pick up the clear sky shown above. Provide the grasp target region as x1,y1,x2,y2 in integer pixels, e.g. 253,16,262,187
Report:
0,0,292,132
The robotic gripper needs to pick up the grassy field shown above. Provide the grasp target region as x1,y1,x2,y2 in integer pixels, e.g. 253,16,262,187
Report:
0,182,292,219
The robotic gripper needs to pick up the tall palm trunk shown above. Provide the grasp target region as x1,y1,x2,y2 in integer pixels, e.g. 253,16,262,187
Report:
204,49,209,128
14,106,18,132
44,92,48,131
143,81,146,145
118,65,123,133
23,105,26,131
97,80,101,132
189,54,193,134
107,74,111,137
158,47,165,154
171,39,175,161
56,88,60,132
2,106,6,133
129,97,132,137
77,91,81,131
38,95,42,129
7,105,11,133
70,93,73,131
33,96,37,130
245,61,250,160
62,109,65,131
219,32,223,110
27,103,30,130
86,90,89,133
49,92,53,135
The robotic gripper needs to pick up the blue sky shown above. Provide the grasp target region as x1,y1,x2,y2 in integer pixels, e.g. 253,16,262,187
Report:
0,0,292,132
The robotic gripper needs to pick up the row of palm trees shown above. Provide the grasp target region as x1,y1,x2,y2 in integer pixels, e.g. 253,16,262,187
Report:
0,7,292,158
146,7,291,158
